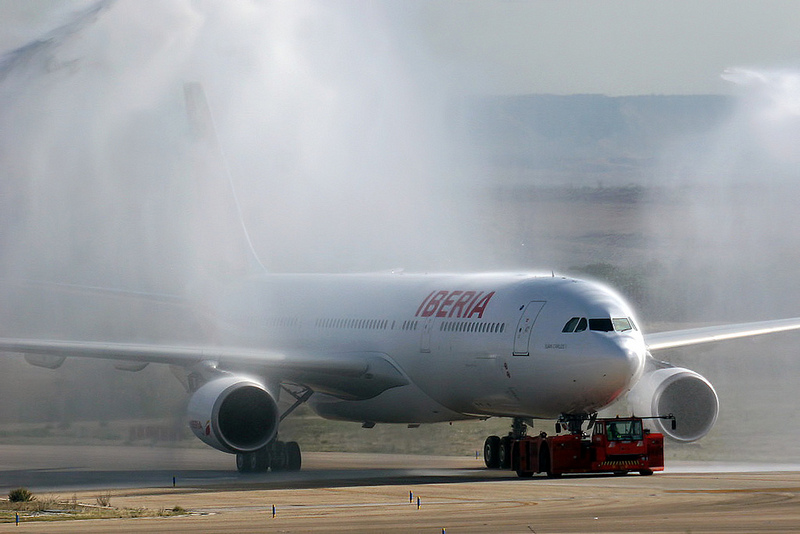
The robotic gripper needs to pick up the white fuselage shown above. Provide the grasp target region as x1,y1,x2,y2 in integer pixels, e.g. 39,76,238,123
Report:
214,272,647,424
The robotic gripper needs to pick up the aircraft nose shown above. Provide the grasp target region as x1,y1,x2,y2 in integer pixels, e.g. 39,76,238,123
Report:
598,335,645,389
610,336,646,385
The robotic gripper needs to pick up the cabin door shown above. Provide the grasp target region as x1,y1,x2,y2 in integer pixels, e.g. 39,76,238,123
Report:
513,301,546,356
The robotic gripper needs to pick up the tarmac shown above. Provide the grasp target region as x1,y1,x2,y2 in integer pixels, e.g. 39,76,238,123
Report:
2,445,800,532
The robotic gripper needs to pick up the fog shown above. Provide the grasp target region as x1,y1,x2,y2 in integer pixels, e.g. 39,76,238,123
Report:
0,2,799,461
646,68,800,323
0,1,480,282
0,0,484,427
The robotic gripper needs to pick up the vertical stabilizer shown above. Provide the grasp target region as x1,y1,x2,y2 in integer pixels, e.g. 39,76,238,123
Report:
183,82,266,278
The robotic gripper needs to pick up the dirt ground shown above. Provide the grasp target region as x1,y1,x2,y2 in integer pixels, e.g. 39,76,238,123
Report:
5,472,800,533
2,448,800,533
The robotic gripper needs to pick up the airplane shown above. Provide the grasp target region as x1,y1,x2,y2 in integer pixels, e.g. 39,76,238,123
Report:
2,85,800,475
2,271,800,474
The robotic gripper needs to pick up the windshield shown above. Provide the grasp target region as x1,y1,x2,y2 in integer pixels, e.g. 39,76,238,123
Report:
612,317,634,332
563,316,636,333
588,318,613,332
605,419,643,441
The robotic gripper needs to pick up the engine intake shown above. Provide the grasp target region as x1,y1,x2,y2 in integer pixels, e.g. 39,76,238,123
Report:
627,366,719,442
187,376,279,453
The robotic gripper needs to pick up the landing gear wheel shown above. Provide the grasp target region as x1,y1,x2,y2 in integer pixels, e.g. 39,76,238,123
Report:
236,441,302,473
236,452,250,473
253,447,270,471
484,435,501,469
236,452,260,473
236,449,270,473
270,440,288,471
286,441,302,471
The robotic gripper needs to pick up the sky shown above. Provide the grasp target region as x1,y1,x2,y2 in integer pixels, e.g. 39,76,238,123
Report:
3,0,800,96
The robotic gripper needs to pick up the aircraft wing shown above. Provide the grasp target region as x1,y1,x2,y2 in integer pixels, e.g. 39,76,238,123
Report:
645,317,800,351
0,337,408,400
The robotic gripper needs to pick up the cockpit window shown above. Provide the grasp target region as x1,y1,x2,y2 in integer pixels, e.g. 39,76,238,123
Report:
562,317,580,332
588,318,614,332
612,317,633,332
562,317,588,333
567,316,636,333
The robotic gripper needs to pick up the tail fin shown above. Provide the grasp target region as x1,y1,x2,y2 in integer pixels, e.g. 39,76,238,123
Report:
183,82,266,278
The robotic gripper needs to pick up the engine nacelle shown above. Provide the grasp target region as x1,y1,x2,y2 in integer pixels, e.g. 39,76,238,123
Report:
186,376,279,453
627,366,719,442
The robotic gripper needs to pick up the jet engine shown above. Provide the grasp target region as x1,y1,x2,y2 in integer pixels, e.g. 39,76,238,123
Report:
627,365,719,442
186,376,279,453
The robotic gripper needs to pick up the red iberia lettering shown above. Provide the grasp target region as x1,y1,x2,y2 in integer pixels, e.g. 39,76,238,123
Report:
436,291,462,317
465,291,483,316
415,289,496,318
420,290,449,317
415,291,436,316
467,291,495,318
449,291,475,317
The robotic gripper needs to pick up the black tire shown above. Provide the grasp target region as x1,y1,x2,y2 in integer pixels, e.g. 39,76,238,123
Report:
613,471,629,477
286,441,302,471
253,447,270,472
248,452,261,472
236,449,270,473
516,470,534,478
270,440,288,471
236,452,250,473
484,435,501,469
639,469,654,476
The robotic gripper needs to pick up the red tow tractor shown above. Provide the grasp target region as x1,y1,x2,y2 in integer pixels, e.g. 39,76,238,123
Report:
485,414,675,477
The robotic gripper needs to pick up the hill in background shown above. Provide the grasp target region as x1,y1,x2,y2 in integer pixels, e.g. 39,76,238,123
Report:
463,93,733,185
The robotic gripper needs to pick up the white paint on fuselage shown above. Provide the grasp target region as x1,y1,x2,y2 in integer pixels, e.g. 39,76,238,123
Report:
214,273,646,424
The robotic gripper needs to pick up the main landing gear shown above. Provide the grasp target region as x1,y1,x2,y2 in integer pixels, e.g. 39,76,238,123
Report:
236,384,312,474
236,439,302,473
484,417,530,470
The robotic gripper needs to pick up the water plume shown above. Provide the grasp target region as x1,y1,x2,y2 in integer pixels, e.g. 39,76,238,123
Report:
646,67,800,323
0,1,475,422
643,67,800,461
0,0,474,294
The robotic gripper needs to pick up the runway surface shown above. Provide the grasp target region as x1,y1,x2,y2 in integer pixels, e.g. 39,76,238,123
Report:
2,445,800,532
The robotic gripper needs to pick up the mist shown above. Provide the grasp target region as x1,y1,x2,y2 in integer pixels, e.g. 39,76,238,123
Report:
0,2,799,463
0,0,484,426
645,67,800,323
636,68,800,460
0,1,483,286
